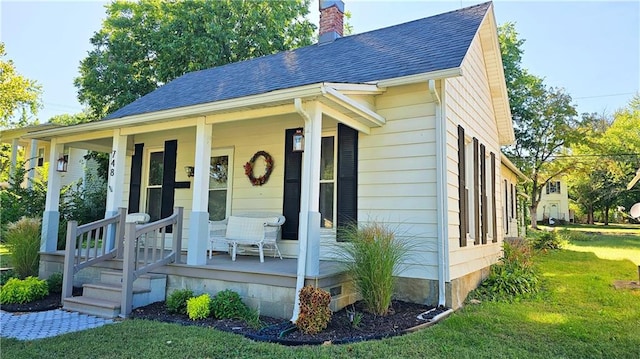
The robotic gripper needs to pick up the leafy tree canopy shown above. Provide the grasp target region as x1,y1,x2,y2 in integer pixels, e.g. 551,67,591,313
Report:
0,43,42,128
499,23,580,228
75,0,316,119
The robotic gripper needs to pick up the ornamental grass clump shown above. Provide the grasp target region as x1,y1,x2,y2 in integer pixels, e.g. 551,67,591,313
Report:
338,222,411,316
295,285,332,335
5,217,42,279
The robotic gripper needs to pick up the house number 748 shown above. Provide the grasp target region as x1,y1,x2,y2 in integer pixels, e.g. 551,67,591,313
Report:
110,150,116,177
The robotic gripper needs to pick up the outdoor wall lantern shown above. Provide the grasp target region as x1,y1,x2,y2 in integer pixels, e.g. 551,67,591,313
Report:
292,129,305,152
184,166,195,178
56,156,68,172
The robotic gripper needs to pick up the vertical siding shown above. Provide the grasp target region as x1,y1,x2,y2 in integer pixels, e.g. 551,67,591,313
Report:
444,32,505,280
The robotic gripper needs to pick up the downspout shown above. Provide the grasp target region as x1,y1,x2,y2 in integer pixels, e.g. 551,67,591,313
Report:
430,79,448,307
291,98,311,322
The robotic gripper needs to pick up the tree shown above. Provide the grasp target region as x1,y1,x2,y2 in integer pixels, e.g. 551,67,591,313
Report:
499,23,580,229
0,42,42,128
75,0,316,119
568,97,640,224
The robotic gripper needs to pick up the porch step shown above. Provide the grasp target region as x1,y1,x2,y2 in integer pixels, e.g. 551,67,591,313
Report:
63,270,167,319
63,296,121,319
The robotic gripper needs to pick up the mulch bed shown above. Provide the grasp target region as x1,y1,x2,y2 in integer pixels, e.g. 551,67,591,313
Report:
130,300,449,345
1,289,450,345
0,287,82,312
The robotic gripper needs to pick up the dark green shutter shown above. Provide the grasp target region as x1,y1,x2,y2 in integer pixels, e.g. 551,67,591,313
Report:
480,144,487,245
128,143,144,213
282,128,303,240
473,137,480,245
161,140,177,232
457,125,467,247
337,124,358,240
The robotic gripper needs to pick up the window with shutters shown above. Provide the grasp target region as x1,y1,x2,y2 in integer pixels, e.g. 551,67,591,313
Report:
145,150,164,222
546,181,561,194
465,139,477,242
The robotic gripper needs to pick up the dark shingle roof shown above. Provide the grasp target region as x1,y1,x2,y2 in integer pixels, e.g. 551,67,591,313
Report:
105,2,490,120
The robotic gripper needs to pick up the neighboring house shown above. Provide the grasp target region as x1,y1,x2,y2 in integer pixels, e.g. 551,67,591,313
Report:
0,124,91,190
536,176,572,223
26,2,520,318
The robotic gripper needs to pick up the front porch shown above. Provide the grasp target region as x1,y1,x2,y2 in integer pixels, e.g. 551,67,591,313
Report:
41,250,355,319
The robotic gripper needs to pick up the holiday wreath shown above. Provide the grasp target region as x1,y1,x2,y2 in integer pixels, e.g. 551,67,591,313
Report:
244,151,273,186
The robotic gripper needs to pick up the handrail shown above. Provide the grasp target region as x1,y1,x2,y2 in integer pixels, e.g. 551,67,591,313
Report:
61,208,127,301
121,207,183,317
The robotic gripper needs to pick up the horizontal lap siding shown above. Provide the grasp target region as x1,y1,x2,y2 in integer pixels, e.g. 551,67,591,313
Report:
351,82,439,280
445,33,504,280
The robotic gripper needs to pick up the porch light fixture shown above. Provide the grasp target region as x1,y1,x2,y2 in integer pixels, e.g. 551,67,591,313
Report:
184,166,195,178
56,156,68,172
292,129,304,152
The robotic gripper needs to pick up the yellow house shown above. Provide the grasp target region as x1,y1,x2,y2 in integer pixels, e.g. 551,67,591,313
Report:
23,1,523,319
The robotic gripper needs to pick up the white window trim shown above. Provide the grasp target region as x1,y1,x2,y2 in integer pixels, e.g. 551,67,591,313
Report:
320,131,337,233
465,138,475,242
210,147,234,220
141,146,164,215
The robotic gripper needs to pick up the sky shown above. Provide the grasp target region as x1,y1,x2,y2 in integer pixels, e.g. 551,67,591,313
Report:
1,0,638,124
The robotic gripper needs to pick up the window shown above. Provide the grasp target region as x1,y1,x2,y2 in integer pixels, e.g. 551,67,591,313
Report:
37,148,45,167
319,136,335,228
546,181,561,194
208,149,233,221
146,151,164,222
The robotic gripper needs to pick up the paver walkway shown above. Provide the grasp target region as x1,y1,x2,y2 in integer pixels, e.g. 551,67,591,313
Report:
0,309,116,341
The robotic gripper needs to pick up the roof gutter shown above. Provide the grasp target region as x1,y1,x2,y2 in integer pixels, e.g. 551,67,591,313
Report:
376,67,462,88
27,84,329,139
430,79,448,308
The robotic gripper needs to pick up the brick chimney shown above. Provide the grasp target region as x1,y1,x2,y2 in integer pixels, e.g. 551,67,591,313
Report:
319,0,344,44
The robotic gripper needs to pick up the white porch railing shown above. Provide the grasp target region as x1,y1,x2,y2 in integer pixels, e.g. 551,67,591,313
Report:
121,207,183,317
61,208,127,300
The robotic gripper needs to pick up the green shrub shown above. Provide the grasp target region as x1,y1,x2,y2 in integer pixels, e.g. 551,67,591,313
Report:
337,221,411,315
166,289,194,315
46,272,63,294
557,229,592,242
0,276,49,304
0,165,46,240
186,294,211,320
210,289,247,319
295,285,332,335
471,241,540,302
530,230,563,250
5,217,41,279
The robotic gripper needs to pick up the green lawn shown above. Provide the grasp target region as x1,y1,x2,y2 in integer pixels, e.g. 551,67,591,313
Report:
3,234,640,358
0,243,11,268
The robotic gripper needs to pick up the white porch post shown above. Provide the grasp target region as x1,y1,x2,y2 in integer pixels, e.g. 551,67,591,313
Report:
105,129,128,250
28,139,38,188
41,139,64,252
298,102,322,276
9,138,18,181
187,117,212,265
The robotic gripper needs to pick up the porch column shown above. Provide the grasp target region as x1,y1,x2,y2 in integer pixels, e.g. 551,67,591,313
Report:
187,117,212,265
298,101,322,276
9,138,18,182
41,139,64,252
27,139,38,188
105,129,128,251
